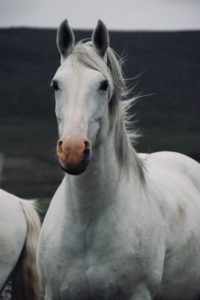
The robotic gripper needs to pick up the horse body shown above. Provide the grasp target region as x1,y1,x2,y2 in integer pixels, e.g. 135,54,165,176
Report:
0,189,41,300
0,189,26,290
39,149,200,300
38,20,200,299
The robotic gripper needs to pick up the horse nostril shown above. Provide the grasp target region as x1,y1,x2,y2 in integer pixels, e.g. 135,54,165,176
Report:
81,148,90,165
84,140,90,150
57,140,64,157
57,140,63,148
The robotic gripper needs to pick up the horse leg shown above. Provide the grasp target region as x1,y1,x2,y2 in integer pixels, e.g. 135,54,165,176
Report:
130,285,152,300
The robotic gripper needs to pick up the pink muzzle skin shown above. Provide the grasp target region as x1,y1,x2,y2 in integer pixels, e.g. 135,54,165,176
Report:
56,137,91,175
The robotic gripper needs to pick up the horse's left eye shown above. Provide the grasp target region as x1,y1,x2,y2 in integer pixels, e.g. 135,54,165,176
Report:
50,80,59,91
99,80,108,91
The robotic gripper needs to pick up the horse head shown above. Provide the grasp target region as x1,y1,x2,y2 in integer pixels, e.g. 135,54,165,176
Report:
52,20,112,175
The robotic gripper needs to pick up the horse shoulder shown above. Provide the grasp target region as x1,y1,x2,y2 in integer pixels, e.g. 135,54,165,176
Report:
37,179,67,279
140,152,200,295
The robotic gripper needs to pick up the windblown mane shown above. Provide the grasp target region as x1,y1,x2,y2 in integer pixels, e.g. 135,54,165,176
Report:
71,41,145,183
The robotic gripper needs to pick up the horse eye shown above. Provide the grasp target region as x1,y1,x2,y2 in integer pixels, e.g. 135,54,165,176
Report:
50,80,59,91
99,80,108,91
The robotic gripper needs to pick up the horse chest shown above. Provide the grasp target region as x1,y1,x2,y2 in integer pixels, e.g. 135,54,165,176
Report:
41,185,162,299
59,265,130,300
48,216,153,300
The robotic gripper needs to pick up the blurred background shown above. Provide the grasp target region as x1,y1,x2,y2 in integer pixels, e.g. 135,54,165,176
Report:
0,0,199,214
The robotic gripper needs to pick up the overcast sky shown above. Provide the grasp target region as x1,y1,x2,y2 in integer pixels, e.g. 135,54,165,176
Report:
0,0,200,30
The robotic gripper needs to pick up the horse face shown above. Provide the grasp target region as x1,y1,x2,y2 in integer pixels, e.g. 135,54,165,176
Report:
52,58,109,175
53,19,110,175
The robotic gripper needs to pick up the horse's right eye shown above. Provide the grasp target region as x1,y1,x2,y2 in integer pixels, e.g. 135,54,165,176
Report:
50,80,59,91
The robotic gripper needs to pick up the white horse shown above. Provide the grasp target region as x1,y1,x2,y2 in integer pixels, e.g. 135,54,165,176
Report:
0,189,41,300
38,20,200,300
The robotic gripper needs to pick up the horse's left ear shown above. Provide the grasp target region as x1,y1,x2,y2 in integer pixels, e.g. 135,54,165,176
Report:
92,20,109,57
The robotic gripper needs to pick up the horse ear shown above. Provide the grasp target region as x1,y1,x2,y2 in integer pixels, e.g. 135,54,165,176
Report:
56,19,75,58
92,20,109,57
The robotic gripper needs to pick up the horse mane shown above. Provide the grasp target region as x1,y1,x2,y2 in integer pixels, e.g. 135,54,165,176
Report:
71,41,145,183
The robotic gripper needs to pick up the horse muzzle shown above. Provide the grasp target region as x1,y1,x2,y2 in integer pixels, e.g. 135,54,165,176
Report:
56,136,91,175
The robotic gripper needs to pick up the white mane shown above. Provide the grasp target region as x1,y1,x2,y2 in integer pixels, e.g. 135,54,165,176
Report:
71,41,145,183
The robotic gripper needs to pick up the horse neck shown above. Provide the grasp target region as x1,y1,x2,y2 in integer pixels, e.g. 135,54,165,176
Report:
66,128,120,203
64,122,143,224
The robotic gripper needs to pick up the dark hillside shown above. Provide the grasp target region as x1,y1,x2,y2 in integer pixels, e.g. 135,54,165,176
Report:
0,28,199,199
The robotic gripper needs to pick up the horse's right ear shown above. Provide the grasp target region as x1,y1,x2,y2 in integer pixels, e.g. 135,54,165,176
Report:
56,19,75,59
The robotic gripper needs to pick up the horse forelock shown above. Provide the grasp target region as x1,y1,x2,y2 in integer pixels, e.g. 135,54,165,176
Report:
70,41,145,184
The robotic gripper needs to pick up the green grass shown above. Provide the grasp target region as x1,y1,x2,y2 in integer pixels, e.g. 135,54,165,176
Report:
37,198,51,216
